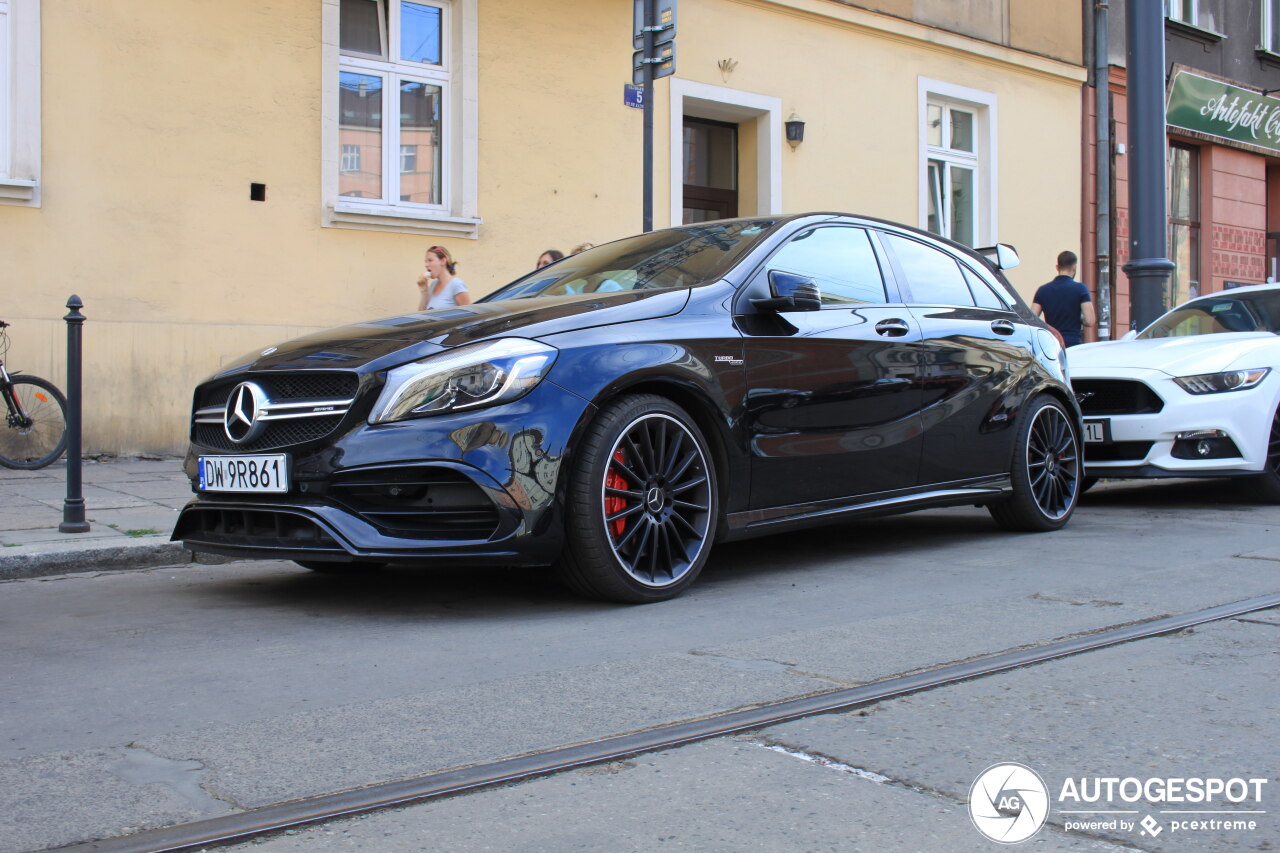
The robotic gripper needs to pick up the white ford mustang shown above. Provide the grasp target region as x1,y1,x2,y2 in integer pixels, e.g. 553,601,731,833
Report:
1068,282,1280,501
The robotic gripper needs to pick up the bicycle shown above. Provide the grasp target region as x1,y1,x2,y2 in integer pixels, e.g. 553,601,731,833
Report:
0,320,69,469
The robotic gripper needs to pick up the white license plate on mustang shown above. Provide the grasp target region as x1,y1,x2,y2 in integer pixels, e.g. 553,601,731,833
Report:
199,454,289,493
1083,419,1111,444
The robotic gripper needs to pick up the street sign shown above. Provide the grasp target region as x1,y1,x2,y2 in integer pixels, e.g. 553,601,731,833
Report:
633,0,676,49
632,42,675,86
624,83,645,109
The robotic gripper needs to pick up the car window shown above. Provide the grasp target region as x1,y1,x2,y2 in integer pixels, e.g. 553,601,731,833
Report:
1139,290,1280,338
483,219,777,301
962,264,1009,310
882,233,974,307
764,227,888,306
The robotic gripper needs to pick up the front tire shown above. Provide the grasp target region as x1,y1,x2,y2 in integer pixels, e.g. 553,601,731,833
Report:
989,394,1081,532
0,375,69,470
1247,406,1280,503
557,394,718,603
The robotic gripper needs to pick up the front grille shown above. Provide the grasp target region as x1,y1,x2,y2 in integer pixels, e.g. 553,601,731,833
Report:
195,373,358,410
329,467,501,541
1085,441,1154,462
1073,379,1164,415
194,416,346,452
191,371,360,451
175,506,346,554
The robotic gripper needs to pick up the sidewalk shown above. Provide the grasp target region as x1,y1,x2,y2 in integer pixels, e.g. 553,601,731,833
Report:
0,456,197,580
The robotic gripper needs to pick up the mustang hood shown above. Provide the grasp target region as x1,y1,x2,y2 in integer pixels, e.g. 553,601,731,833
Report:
1070,332,1278,376
216,289,692,376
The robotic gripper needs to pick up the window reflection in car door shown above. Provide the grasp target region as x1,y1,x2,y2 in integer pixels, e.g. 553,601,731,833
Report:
737,225,925,509
880,232,1035,486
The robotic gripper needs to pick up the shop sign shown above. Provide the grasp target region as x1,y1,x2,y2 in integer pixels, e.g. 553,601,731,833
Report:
1166,69,1280,156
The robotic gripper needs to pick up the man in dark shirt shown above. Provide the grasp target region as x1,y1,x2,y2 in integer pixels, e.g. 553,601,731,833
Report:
1032,250,1095,346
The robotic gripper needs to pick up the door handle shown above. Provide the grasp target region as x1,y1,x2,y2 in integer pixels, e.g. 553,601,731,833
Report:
990,319,1016,335
875,319,911,337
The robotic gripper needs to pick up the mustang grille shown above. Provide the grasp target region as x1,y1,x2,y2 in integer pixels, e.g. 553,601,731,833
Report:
1074,379,1164,415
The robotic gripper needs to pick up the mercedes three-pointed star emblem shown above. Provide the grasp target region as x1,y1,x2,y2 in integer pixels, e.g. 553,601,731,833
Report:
224,381,270,444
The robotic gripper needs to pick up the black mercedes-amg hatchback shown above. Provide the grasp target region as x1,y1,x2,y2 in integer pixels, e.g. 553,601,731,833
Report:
173,214,1082,602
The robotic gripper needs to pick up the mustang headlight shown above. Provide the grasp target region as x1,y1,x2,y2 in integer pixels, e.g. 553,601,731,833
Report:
1173,367,1270,395
369,338,558,423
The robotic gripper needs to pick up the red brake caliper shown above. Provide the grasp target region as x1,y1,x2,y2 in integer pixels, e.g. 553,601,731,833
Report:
604,450,628,538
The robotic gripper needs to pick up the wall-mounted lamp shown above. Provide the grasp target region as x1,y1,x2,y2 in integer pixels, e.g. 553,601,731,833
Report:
785,113,805,149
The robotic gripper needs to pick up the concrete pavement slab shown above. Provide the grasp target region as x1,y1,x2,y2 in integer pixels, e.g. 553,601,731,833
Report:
0,456,195,578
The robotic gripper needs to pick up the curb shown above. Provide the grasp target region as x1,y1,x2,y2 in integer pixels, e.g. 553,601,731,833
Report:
0,539,197,581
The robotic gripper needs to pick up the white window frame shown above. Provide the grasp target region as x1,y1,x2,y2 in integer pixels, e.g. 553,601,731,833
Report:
1265,0,1280,52
322,0,479,238
918,78,997,248
0,0,40,206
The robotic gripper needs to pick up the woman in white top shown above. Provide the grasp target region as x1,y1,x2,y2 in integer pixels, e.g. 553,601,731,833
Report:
416,245,472,310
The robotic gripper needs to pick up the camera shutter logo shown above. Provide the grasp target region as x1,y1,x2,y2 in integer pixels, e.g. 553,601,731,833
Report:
224,381,270,445
969,763,1050,844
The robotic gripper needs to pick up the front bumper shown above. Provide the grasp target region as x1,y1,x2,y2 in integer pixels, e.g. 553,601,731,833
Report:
1074,367,1277,478
172,380,592,566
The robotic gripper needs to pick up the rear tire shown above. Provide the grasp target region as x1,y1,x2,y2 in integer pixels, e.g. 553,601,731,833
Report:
1246,406,1280,504
556,394,718,603
989,394,1081,532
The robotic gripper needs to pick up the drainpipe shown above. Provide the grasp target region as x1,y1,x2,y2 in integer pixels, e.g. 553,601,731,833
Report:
1095,0,1112,339
1123,0,1174,330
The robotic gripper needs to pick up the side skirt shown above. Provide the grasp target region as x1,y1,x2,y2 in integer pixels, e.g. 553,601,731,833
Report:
723,476,1011,541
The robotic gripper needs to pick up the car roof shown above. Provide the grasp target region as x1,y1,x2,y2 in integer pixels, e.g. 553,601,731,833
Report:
1177,282,1280,307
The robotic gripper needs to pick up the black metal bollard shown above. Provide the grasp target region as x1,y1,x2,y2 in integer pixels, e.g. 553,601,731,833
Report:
59,295,90,533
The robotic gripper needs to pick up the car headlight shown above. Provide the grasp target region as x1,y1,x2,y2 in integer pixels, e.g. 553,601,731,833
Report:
369,338,558,423
1173,367,1270,395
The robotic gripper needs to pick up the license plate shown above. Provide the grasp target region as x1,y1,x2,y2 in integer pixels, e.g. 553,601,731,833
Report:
1083,419,1111,444
199,454,289,493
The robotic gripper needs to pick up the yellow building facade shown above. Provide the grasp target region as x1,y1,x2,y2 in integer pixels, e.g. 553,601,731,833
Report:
0,0,1084,454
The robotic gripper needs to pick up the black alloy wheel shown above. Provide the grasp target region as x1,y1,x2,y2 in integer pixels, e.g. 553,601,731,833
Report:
558,394,718,603
989,394,1081,531
1247,406,1280,503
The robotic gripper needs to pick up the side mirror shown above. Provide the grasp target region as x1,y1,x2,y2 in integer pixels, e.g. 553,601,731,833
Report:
977,243,1021,271
1121,329,1138,341
753,271,822,313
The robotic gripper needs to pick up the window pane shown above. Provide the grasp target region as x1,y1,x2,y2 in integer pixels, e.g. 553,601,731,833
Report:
884,234,974,306
927,104,943,147
1194,0,1215,30
1169,222,1199,306
927,160,944,237
963,265,1007,309
1169,145,1198,222
341,0,384,57
766,227,887,305
949,109,974,152
949,165,975,246
683,120,737,190
1271,0,1280,51
399,80,441,205
401,2,442,65
339,72,383,199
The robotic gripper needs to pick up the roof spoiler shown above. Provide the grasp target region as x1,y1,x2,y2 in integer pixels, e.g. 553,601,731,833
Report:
976,243,1021,271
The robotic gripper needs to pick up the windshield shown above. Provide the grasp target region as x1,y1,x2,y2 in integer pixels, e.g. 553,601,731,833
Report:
1138,290,1280,339
482,219,778,301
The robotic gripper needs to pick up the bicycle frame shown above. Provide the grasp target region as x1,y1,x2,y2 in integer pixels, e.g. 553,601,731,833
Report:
1,360,35,430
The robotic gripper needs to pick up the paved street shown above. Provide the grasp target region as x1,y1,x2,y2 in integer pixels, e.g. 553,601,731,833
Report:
1,478,1277,851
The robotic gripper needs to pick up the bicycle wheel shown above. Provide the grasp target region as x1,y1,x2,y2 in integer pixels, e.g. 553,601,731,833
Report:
0,375,69,470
